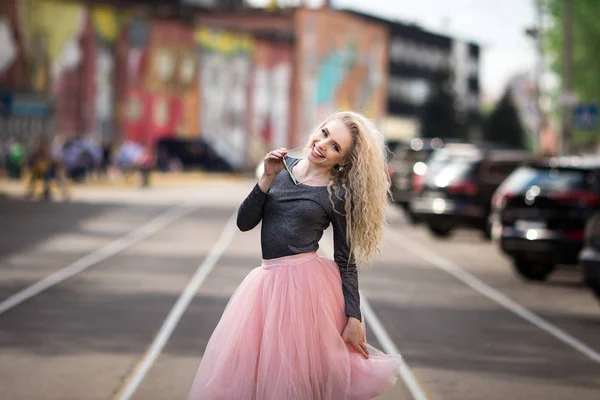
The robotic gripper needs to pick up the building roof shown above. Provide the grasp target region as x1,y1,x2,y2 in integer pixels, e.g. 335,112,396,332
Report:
341,8,480,50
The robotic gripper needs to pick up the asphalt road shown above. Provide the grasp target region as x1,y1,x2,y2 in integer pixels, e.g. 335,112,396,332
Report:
1,180,599,400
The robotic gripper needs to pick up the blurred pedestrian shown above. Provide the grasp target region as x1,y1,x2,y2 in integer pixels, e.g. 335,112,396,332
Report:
138,144,154,188
50,134,71,201
115,140,143,183
25,137,51,200
6,140,26,180
187,111,401,400
100,139,114,178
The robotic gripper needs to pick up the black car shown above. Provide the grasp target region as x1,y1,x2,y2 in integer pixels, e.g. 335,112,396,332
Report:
389,138,443,220
491,156,600,281
579,213,600,302
411,148,528,238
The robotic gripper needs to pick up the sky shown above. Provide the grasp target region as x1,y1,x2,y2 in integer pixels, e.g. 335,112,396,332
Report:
248,0,540,103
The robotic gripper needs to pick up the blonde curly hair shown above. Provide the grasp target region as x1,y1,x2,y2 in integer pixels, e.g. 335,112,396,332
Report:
307,111,391,265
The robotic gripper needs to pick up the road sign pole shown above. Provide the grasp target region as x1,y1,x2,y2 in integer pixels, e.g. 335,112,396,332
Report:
561,0,573,154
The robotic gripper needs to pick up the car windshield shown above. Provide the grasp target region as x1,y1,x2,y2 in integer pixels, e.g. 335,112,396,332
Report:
425,148,480,176
428,150,477,165
427,160,476,186
499,166,593,193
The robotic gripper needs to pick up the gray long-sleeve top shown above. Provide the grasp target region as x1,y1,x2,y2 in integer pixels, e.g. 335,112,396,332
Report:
236,157,361,321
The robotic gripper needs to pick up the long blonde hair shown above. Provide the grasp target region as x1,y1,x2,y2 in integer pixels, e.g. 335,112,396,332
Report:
309,111,391,265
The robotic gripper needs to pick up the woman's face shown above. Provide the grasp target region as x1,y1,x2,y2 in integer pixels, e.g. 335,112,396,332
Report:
307,118,354,169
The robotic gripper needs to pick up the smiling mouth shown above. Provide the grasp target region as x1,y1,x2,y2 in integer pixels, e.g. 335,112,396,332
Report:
312,144,325,158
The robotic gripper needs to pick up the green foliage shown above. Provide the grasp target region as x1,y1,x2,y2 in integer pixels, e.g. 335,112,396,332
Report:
484,89,528,149
542,0,600,144
419,69,466,140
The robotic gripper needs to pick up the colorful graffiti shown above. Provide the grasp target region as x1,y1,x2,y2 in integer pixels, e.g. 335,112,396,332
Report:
196,27,252,169
250,40,292,163
91,7,118,142
1,2,390,170
119,19,197,145
1,1,200,144
21,0,86,87
0,0,89,140
295,9,388,145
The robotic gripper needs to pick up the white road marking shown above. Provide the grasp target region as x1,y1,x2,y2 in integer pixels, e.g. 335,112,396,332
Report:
386,228,600,364
321,237,430,400
0,203,197,316
113,213,237,400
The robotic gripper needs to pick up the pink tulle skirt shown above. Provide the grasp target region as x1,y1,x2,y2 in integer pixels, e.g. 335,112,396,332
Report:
187,252,402,400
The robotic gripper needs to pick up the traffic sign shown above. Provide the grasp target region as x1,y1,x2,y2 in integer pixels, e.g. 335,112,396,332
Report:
573,104,598,131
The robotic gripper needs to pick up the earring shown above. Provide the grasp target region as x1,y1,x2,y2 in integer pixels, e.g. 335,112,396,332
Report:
338,165,344,171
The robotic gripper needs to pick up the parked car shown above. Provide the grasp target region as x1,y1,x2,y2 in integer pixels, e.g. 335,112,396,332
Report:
579,213,600,302
491,156,600,281
412,143,482,193
411,148,530,238
156,138,234,172
388,138,443,221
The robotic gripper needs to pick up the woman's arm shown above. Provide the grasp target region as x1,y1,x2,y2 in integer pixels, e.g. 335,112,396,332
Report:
236,183,268,231
332,204,369,358
237,148,287,231
331,204,361,322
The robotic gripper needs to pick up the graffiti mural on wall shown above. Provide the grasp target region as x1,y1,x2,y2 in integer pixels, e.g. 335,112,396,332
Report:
3,2,127,141
2,1,253,164
119,19,197,145
20,0,87,90
91,7,119,142
18,0,89,137
295,9,388,144
250,40,292,163
0,0,53,143
196,27,252,169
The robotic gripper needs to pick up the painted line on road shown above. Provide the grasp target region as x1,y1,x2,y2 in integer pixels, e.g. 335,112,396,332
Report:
321,237,430,400
113,212,238,400
0,202,198,316
386,228,600,364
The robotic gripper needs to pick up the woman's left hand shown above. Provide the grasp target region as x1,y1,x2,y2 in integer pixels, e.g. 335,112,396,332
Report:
342,317,369,359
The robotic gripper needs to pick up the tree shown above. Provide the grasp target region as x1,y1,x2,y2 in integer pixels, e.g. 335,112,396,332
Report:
484,89,527,149
419,69,465,140
542,0,600,145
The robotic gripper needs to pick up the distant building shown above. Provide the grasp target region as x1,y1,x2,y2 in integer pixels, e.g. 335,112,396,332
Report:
0,1,389,170
343,10,481,142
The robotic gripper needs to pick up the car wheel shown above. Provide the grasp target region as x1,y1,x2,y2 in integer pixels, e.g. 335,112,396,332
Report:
513,258,555,281
406,210,421,225
582,265,600,301
400,203,420,225
427,221,453,238
481,221,492,241
589,283,600,301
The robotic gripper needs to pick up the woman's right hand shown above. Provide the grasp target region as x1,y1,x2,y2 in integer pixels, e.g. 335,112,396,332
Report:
258,148,288,193
262,148,288,179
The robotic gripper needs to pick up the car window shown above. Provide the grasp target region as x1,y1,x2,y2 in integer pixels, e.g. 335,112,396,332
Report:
479,161,523,184
428,148,479,164
498,166,593,193
426,159,477,185
425,148,480,178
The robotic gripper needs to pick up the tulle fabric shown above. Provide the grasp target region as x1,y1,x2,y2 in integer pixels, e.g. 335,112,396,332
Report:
187,252,402,400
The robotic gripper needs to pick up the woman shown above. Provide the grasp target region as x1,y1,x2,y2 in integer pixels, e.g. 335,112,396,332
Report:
187,111,402,400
